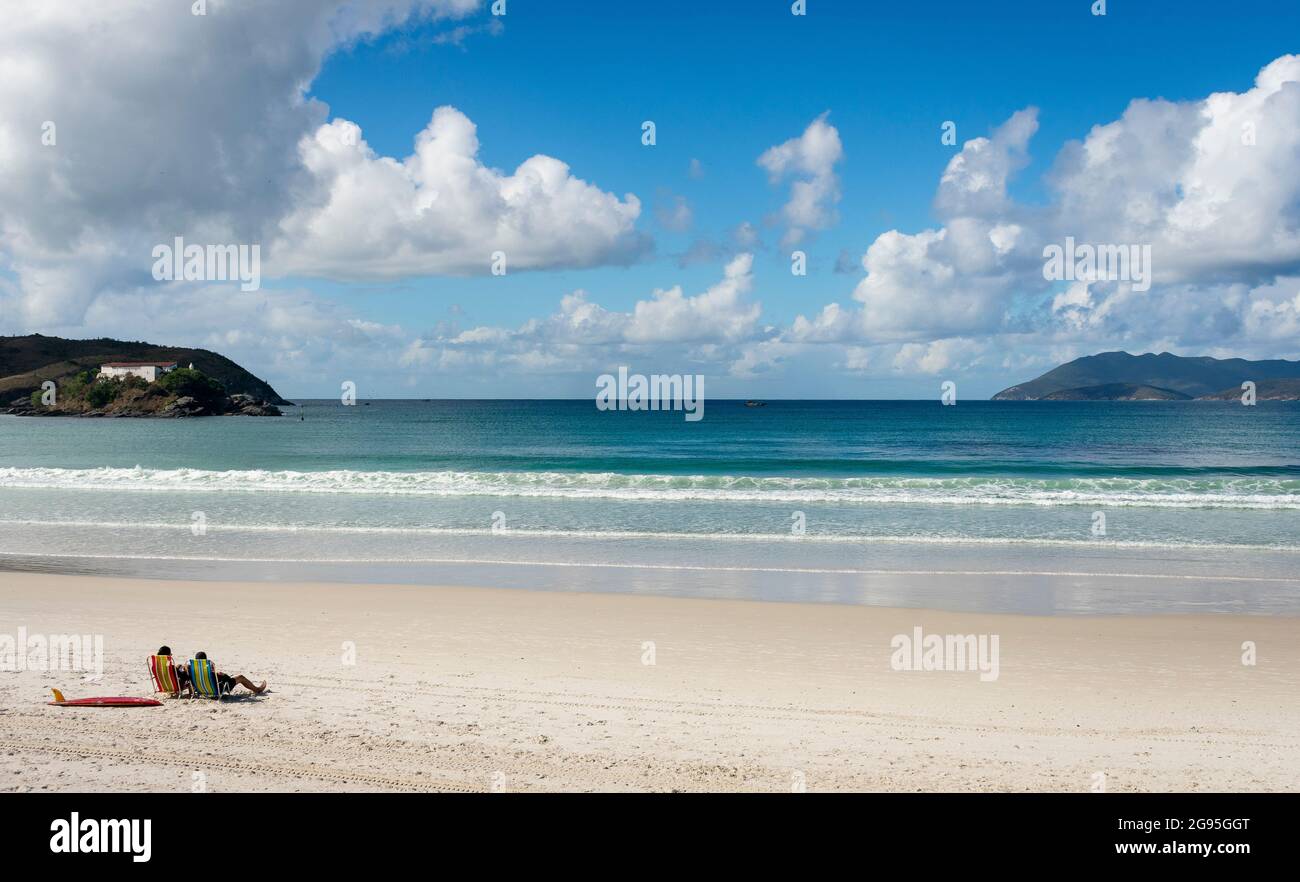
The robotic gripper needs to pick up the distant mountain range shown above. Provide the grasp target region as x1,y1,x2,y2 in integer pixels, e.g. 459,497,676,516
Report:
0,334,289,405
992,352,1300,401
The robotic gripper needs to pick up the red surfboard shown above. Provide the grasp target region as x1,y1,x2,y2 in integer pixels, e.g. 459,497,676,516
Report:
47,689,162,708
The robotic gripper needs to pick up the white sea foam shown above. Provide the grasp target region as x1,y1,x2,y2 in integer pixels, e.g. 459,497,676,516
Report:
0,466,1297,509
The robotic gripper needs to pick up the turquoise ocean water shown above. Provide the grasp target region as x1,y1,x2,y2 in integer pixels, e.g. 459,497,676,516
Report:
1,400,1297,614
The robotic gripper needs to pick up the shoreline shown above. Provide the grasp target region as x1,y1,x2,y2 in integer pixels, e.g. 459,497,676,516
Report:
5,548,1300,616
2,572,1297,792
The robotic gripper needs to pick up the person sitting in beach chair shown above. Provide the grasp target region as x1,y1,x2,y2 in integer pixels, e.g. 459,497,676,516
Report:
188,651,267,698
149,646,190,698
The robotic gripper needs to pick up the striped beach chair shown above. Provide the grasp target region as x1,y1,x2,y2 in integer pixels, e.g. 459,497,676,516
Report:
188,657,224,702
148,654,183,698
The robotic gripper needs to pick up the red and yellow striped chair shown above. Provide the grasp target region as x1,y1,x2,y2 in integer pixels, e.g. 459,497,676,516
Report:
148,654,184,699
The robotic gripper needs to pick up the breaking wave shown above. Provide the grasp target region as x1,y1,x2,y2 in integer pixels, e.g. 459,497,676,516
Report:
1,466,1298,509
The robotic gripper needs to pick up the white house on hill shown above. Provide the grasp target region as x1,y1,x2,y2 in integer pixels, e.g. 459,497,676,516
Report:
97,361,180,383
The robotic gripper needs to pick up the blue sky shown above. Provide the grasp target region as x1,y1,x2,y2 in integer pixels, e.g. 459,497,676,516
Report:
3,0,1299,398
300,0,1297,343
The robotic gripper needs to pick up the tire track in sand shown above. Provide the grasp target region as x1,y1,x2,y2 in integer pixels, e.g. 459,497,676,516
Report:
0,739,473,792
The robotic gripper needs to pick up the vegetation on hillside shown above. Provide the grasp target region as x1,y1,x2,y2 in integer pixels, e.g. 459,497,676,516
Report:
14,367,281,418
993,352,1300,400
0,334,289,404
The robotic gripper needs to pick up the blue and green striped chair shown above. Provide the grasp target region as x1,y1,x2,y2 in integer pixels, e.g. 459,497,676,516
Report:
188,657,224,702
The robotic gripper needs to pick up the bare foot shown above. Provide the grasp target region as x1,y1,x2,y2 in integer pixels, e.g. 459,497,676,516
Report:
253,681,267,695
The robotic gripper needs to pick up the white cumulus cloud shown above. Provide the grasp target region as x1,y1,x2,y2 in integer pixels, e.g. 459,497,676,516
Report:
0,0,645,333
793,55,1300,359
758,113,844,247
274,110,646,278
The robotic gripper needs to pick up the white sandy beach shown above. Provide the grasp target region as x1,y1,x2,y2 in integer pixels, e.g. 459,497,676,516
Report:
1,571,1297,792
